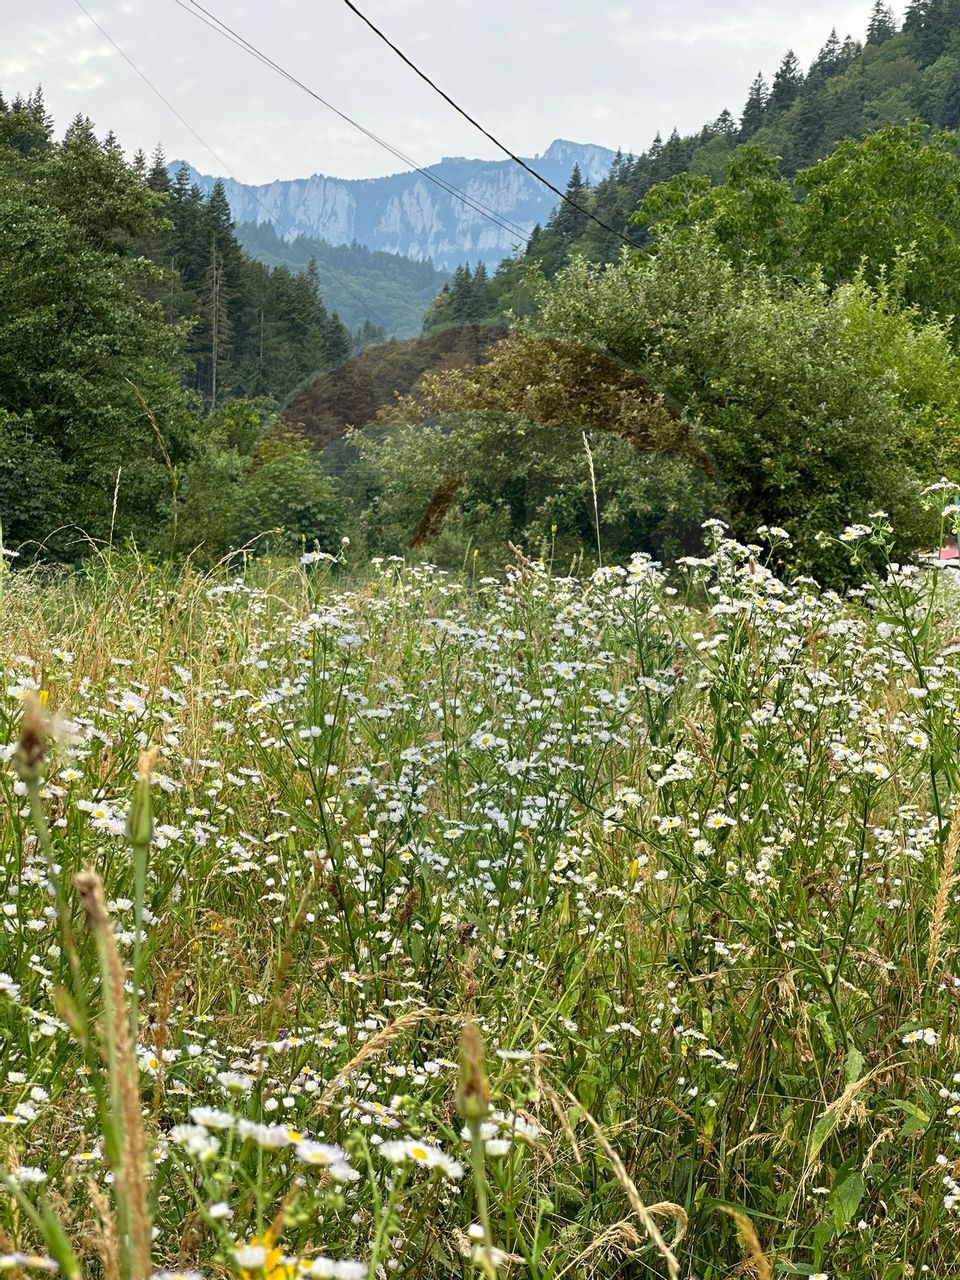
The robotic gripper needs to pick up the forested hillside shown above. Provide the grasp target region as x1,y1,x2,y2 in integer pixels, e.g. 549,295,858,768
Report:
506,0,960,277
237,221,449,338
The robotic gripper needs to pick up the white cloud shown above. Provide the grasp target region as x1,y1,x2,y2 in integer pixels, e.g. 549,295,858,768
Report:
2,0,888,182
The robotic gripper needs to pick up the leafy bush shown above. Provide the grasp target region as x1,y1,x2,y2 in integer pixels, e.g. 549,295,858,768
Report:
528,232,949,576
234,451,343,555
0,410,70,558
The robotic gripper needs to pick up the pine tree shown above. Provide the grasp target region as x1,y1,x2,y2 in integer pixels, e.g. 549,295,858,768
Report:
900,0,960,62
840,35,863,68
921,1,960,63
740,73,769,136
789,92,827,169
0,86,53,158
811,29,843,78
770,51,804,113
866,2,897,43
147,145,170,194
467,261,490,322
549,163,590,241
449,263,473,319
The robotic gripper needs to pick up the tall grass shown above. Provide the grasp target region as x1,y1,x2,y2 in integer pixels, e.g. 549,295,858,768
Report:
1,519,959,1278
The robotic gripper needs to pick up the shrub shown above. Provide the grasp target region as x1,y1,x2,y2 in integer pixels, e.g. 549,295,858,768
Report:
234,451,343,555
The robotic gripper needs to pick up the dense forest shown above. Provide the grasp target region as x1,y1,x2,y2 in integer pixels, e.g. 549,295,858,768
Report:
0,89,352,560
237,221,449,339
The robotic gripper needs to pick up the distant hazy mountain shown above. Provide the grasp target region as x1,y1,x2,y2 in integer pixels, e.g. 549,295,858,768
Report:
170,140,617,270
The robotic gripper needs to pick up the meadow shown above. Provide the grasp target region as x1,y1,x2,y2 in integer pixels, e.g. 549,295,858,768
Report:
2,515,960,1280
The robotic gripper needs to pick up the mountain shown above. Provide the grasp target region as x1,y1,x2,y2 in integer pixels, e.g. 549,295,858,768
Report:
169,139,617,270
235,223,450,339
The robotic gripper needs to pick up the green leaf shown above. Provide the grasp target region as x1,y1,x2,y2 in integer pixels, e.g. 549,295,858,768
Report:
889,1098,930,1138
807,1105,842,1167
812,1008,837,1053
830,1170,864,1232
844,1045,865,1084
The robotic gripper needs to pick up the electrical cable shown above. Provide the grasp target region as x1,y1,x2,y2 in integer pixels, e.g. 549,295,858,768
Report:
72,0,393,331
178,0,534,246
338,0,639,248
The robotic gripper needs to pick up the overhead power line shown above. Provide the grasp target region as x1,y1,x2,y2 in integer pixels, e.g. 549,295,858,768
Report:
71,0,392,331
338,0,640,249
179,0,534,247
72,0,234,177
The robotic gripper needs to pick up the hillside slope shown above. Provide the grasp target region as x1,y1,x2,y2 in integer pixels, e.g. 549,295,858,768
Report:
237,223,449,338
519,5,960,268
282,323,506,450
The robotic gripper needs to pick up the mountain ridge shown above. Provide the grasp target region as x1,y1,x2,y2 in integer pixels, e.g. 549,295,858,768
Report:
169,138,617,270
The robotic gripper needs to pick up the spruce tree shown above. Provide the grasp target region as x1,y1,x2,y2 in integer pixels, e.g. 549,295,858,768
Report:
147,145,170,194
549,163,590,241
770,51,804,113
811,29,843,78
866,2,897,43
740,74,769,136
449,263,473,319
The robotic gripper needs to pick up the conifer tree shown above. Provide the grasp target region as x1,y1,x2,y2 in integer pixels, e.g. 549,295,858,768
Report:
548,163,590,241
770,51,804,113
811,29,843,78
866,2,897,43
740,73,769,136
147,145,170,194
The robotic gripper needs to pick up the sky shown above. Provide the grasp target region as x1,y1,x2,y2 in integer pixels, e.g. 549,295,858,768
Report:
3,0,895,184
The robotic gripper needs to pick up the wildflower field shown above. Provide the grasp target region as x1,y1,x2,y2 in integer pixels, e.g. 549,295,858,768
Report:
3,520,960,1280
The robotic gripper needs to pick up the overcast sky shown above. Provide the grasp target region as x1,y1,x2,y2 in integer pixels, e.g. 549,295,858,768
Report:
4,1,896,183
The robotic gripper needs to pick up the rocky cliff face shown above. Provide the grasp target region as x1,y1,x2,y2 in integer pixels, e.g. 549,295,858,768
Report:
172,139,616,270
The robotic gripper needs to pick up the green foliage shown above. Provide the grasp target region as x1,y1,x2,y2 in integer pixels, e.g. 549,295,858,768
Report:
171,400,267,558
638,127,960,327
345,412,712,568
525,233,952,576
0,411,69,557
422,262,499,334
237,221,450,339
0,109,195,552
636,143,800,275
0,92,355,561
157,168,352,409
234,451,343,555
798,123,960,318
